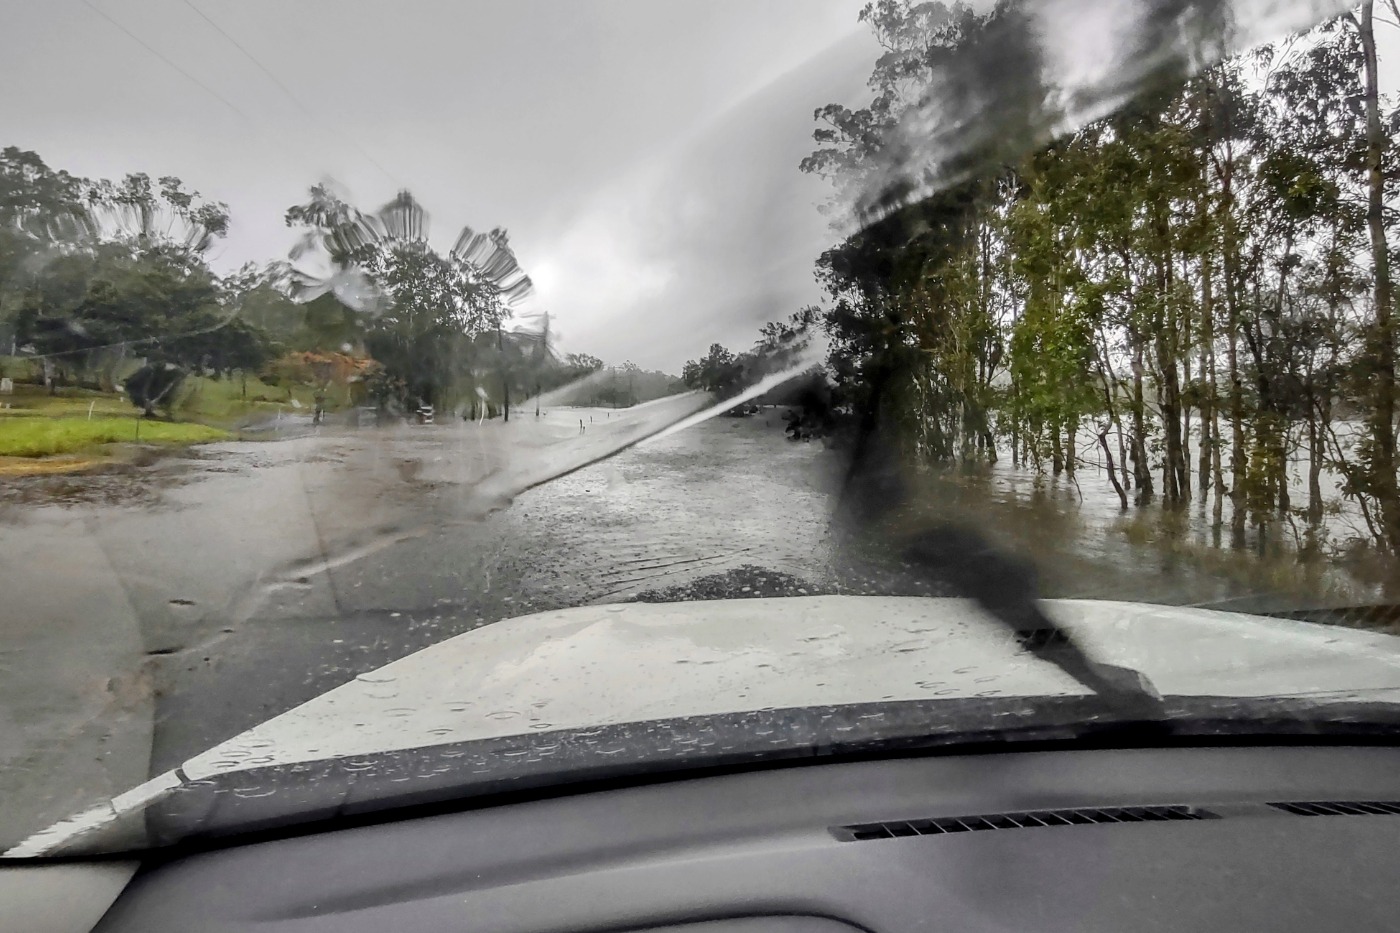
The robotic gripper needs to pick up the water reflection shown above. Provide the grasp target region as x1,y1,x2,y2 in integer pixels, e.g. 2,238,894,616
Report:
911,451,1392,616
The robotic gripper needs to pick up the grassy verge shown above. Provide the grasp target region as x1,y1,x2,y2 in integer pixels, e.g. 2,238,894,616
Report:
0,373,337,472
0,416,228,458
0,391,132,419
1,374,337,424
175,374,325,423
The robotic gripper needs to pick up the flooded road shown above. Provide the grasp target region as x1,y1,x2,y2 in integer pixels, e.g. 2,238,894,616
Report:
0,402,846,844
1,401,1392,848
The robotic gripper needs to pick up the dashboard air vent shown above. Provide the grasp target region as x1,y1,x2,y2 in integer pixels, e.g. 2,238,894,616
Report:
834,805,1214,841
1268,801,1400,817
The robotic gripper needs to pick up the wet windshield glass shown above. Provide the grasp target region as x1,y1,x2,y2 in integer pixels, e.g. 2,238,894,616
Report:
4,0,1400,858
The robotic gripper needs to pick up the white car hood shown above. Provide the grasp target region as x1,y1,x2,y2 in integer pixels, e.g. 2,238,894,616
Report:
11,596,1400,857
186,595,1400,776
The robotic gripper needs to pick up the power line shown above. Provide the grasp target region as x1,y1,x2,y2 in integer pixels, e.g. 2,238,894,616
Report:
177,0,401,187
75,0,252,123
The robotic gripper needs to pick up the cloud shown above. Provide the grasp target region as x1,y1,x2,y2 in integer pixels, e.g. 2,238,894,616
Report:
522,31,872,371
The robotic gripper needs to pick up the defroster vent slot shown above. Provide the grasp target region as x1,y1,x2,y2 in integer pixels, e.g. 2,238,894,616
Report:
833,805,1216,841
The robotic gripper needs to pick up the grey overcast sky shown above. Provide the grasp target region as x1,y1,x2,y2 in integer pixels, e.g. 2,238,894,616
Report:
2,1,1394,370
0,0,874,370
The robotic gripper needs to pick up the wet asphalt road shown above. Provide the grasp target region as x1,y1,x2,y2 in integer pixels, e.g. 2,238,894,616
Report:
4,402,910,843
144,409,860,770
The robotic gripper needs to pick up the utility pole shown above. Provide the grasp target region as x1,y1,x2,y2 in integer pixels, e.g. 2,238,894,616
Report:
497,324,510,422
534,313,549,417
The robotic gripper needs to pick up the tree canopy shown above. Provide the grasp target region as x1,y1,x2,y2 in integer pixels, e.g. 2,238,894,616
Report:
685,0,1400,556
283,186,533,413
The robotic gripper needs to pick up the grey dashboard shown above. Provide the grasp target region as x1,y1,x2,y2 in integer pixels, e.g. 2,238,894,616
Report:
52,746,1400,931
0,862,138,933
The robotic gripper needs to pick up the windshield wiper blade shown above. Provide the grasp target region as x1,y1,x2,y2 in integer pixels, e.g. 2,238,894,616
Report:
899,526,1165,714
834,378,1163,715
1031,634,1165,710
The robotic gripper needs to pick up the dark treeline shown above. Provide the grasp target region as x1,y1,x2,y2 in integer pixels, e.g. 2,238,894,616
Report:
680,307,834,435
0,148,256,408
682,308,820,394
545,353,685,409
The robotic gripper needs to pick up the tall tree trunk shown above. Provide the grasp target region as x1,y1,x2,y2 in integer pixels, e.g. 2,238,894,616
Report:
1248,274,1290,520
1011,382,1021,469
1098,338,1133,492
1218,154,1248,545
1161,266,1187,506
1307,401,1324,527
1130,335,1153,502
1211,410,1224,525
1179,255,1193,502
1064,417,1076,475
1097,368,1130,510
1226,289,1247,543
1157,341,1184,504
1119,430,1131,493
1151,228,1184,506
1359,0,1400,551
1199,74,1229,528
1198,254,1215,498
1099,428,1129,510
498,326,511,423
1181,360,1193,500
978,217,997,464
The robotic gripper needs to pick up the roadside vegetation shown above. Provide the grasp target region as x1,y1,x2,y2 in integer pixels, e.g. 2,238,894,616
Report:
0,370,309,464
0,416,226,458
0,151,682,469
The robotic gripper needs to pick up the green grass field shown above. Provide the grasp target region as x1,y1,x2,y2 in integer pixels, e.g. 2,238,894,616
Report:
0,391,132,419
1,372,333,421
175,374,327,423
0,379,235,459
0,416,228,458
0,370,344,462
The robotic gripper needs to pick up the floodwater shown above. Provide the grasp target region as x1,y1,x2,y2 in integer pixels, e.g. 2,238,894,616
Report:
982,419,1398,613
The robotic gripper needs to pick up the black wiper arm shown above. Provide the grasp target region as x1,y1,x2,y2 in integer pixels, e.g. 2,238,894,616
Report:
1018,607,1164,708
834,363,1162,713
901,526,1165,714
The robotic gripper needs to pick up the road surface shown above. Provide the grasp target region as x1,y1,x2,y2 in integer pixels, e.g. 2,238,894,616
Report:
0,400,871,848
0,395,1324,851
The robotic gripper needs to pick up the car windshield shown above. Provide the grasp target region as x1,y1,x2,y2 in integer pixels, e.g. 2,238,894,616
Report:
5,0,1400,859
